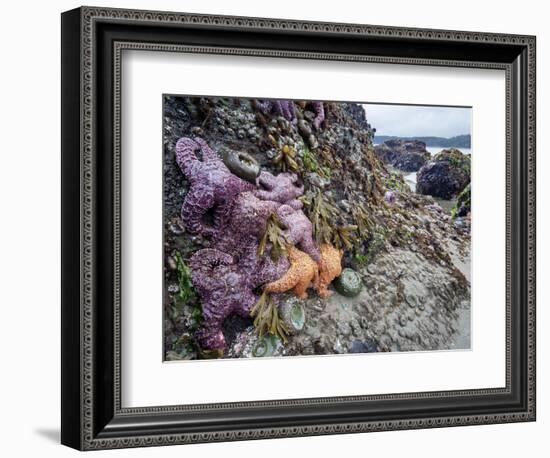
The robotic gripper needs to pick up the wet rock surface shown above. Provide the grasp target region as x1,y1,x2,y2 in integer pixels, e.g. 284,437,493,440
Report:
162,96,471,360
417,148,471,199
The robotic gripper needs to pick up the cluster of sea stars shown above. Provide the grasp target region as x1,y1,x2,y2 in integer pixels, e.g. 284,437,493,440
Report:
175,136,340,350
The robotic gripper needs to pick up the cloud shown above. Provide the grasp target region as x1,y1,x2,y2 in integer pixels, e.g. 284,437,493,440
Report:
364,104,471,138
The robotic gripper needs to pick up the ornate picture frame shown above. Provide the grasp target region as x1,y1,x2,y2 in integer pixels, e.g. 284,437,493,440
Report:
61,6,536,450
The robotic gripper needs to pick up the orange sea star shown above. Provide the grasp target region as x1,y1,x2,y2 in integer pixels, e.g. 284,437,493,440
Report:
264,246,318,299
315,243,344,298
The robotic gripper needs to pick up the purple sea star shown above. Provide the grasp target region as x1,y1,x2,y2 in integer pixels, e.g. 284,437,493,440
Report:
213,191,282,258
276,204,320,262
189,248,257,350
175,137,254,236
253,171,304,210
384,190,396,204
256,99,297,124
311,101,325,129
189,247,289,350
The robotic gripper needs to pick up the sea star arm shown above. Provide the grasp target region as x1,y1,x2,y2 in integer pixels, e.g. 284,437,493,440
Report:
194,137,222,165
264,266,299,294
180,187,215,235
256,99,272,115
312,102,325,129
287,199,303,210
287,101,297,124
175,137,200,178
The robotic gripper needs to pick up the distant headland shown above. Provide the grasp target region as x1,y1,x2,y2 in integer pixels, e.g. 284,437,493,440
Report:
373,134,471,148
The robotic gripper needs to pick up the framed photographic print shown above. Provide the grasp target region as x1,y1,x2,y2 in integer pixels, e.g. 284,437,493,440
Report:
61,6,536,450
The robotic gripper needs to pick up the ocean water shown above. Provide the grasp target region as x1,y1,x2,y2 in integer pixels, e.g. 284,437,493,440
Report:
427,146,471,156
372,144,472,157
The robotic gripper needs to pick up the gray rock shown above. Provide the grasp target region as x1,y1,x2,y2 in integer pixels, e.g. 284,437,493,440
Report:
349,339,372,353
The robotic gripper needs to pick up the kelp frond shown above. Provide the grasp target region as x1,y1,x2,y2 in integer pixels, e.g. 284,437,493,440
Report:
174,251,197,304
300,190,336,244
250,291,289,343
300,190,358,250
332,225,358,251
352,203,374,239
257,213,290,261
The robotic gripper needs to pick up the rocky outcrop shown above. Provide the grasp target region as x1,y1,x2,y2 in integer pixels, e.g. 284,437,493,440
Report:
417,148,470,199
374,139,431,172
163,96,471,360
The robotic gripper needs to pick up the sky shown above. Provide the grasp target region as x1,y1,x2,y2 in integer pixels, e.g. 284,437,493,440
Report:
363,103,471,138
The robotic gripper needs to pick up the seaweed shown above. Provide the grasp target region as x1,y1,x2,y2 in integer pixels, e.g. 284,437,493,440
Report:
321,166,332,178
173,251,202,332
257,213,290,261
166,333,197,361
318,144,343,171
174,251,197,305
352,203,374,239
300,142,333,180
434,148,471,176
332,225,359,251
250,291,289,343
198,348,225,359
353,252,369,265
301,144,319,173
300,190,358,250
